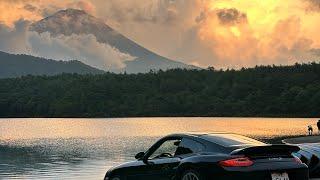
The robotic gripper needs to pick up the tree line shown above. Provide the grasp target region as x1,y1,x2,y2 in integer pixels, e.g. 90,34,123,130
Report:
0,63,320,118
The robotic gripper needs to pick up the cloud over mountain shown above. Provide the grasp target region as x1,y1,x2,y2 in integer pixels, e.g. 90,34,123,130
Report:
0,20,134,71
28,32,135,70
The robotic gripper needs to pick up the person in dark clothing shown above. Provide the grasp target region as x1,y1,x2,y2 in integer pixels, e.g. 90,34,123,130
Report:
317,120,320,134
308,125,313,136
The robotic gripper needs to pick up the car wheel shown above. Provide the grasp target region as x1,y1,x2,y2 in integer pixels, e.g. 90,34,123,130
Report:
181,170,203,180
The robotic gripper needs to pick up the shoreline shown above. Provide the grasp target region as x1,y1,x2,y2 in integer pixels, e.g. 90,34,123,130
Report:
258,134,320,144
256,135,308,144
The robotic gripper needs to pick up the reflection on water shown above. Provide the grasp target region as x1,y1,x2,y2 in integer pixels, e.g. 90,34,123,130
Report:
0,118,317,179
0,137,156,179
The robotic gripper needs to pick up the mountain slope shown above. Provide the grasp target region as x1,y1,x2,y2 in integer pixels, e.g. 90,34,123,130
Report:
0,51,104,78
30,9,195,73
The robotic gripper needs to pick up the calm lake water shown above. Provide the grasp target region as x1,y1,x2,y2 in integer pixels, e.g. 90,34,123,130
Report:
0,117,318,180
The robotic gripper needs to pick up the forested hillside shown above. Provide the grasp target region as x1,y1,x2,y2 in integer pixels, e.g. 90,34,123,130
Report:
0,63,319,117
0,51,104,78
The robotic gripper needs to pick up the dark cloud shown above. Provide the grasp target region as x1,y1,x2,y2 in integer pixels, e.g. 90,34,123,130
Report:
195,11,207,23
216,8,247,25
291,38,313,52
310,48,320,56
304,0,320,11
308,0,320,4
24,4,38,12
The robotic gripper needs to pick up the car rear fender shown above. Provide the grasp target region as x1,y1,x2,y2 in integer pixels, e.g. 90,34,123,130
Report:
174,154,229,180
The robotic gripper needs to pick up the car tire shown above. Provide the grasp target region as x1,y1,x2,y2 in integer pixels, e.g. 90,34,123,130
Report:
181,170,203,180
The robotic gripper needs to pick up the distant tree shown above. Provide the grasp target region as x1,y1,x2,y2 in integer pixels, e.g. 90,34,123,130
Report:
0,63,319,118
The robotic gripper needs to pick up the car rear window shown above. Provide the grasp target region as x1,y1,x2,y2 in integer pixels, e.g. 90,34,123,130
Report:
200,134,265,147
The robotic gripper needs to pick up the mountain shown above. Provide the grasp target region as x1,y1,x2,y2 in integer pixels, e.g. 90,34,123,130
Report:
30,9,195,73
0,51,104,78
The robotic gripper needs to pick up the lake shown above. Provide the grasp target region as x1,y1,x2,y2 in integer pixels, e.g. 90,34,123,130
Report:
0,117,318,179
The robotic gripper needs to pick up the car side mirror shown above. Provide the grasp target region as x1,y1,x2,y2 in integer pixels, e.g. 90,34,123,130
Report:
135,152,145,160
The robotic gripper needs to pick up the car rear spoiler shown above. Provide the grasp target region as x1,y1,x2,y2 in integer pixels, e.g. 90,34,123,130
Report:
231,145,300,157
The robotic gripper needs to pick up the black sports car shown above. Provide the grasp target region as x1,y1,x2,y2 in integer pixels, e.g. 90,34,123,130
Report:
104,133,309,180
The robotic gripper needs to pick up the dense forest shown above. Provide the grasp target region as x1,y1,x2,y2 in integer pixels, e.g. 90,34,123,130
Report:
0,63,320,117
0,51,104,78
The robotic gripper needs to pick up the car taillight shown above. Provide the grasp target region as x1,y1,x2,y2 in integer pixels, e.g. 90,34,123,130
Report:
219,157,254,167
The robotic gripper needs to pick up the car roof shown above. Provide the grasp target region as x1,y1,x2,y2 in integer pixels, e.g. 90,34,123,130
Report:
166,132,237,138
165,132,265,148
163,132,238,141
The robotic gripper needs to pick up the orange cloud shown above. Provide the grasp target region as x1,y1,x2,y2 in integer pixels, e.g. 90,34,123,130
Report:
0,1,42,27
195,0,320,68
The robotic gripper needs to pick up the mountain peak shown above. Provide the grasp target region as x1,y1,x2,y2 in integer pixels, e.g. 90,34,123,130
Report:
30,8,113,36
61,8,87,14
53,8,91,19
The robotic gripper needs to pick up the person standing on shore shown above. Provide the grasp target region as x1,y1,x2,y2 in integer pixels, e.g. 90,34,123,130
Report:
308,125,313,136
317,120,320,134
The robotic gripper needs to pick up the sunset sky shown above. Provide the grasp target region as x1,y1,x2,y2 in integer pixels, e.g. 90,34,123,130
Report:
1,0,320,68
